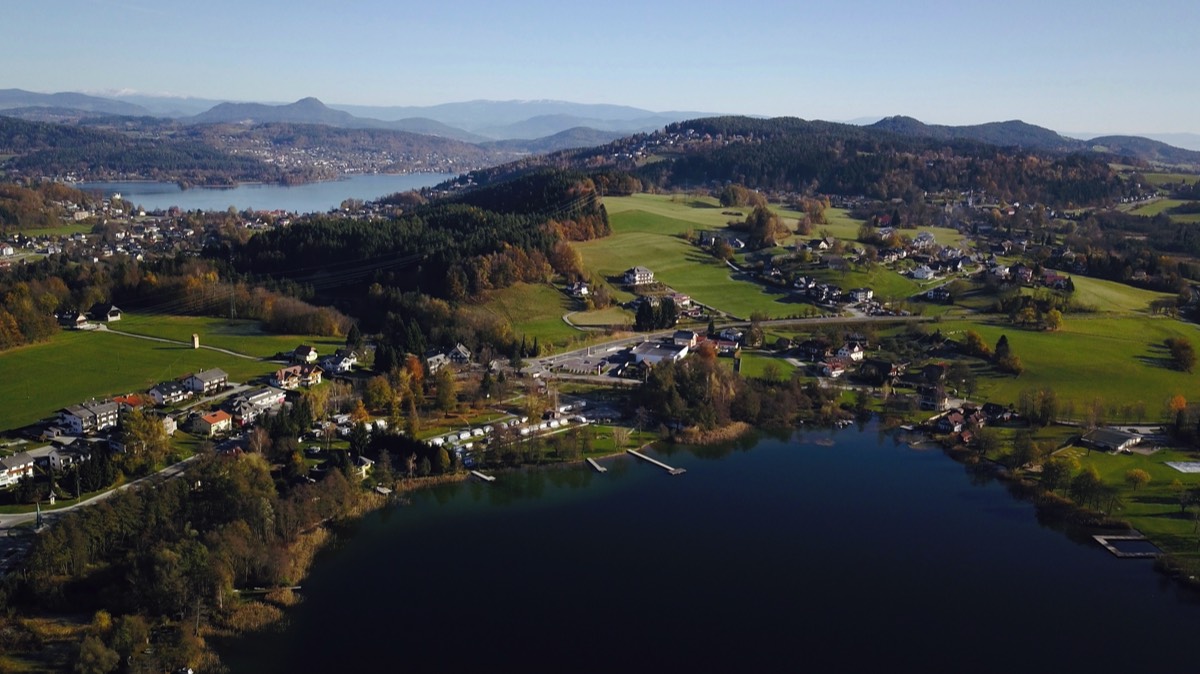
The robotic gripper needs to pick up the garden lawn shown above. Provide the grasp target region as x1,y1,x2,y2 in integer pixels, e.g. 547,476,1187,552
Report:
0,329,277,431
1072,448,1200,555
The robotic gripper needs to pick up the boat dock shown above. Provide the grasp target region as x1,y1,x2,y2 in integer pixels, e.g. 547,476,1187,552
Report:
626,448,686,475
470,470,496,482
586,458,608,473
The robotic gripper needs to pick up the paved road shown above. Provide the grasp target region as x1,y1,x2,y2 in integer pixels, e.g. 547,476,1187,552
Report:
527,314,934,376
0,455,199,532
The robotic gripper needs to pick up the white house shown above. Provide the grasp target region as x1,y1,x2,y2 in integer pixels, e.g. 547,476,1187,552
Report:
0,452,35,488
184,368,229,395
912,265,936,280
624,266,654,286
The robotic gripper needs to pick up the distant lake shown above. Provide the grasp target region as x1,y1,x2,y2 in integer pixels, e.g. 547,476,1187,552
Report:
77,173,457,213
220,423,1200,674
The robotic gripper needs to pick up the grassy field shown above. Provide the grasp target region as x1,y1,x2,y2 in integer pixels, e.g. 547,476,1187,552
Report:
1052,446,1200,554
467,283,622,353
575,208,819,319
116,314,345,358
735,352,800,380
1053,273,1174,314
20,222,95,238
1140,172,1200,187
0,329,284,431
937,317,1199,413
1128,199,1188,217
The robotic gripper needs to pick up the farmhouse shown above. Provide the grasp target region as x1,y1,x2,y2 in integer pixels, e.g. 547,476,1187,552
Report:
88,303,123,322
184,368,229,395
624,266,654,286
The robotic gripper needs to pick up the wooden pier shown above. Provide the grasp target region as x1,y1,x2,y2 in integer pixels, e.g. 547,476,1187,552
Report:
586,458,608,473
626,449,686,475
1093,533,1160,559
470,470,496,483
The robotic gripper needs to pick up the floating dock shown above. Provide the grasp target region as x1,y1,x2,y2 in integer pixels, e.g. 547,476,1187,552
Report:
626,448,686,475
586,458,608,473
470,470,496,482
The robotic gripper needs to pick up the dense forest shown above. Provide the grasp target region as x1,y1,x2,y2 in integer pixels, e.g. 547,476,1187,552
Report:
639,117,1131,205
453,116,1138,207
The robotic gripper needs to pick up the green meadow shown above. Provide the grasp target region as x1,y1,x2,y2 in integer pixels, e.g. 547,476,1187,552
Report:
0,329,279,431
575,209,807,319
937,317,1199,413
115,314,345,358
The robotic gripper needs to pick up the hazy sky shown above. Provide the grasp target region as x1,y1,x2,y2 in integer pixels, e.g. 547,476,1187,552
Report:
5,0,1198,134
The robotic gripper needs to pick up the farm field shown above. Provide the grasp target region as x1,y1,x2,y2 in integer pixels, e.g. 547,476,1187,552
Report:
115,314,345,358
937,317,1199,413
1140,172,1200,187
576,206,818,319
0,329,278,431
1127,198,1187,216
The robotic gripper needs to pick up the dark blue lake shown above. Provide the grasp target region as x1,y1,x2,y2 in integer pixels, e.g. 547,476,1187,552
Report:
78,173,455,213
222,423,1200,673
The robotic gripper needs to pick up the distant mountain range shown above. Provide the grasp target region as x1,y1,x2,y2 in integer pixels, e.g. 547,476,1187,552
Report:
2,88,1199,167
869,116,1200,165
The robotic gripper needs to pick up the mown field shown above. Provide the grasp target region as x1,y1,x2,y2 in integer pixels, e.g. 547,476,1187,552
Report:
116,314,345,358
0,329,281,431
1055,273,1175,313
937,316,1199,413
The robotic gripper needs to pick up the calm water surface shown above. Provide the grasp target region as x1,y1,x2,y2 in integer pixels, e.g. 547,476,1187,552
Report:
78,173,456,213
223,424,1199,673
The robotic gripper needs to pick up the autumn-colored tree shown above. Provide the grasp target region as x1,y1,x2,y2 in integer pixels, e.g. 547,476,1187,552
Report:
1124,469,1151,491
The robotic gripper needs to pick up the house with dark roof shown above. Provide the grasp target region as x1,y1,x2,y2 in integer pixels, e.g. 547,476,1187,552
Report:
1080,428,1143,453
183,368,229,395
88,303,123,322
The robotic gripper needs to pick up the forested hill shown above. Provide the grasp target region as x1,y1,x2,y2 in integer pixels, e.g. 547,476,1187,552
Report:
869,116,1080,152
0,115,279,185
221,170,608,306
461,115,1136,206
870,116,1200,166
652,116,1131,205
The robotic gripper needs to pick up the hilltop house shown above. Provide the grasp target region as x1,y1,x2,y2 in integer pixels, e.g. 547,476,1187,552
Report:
624,266,654,286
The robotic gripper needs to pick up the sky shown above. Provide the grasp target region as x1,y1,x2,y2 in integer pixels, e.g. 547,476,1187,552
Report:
4,0,1199,135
